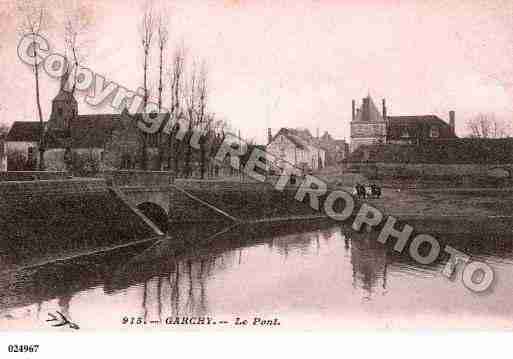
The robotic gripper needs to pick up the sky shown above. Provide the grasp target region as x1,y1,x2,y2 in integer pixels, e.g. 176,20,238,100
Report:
1,0,513,144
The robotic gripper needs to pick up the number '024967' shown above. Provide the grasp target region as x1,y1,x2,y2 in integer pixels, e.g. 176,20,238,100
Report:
7,345,39,353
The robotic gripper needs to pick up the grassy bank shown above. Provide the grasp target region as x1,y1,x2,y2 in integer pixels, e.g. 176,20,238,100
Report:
173,181,323,221
173,176,513,235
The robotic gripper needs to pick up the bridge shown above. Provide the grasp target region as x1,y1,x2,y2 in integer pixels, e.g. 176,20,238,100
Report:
0,170,299,236
102,170,238,232
103,170,174,231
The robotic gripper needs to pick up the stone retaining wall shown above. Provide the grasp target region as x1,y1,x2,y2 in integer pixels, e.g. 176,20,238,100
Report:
0,171,68,181
0,178,158,269
171,180,324,222
351,162,513,184
102,170,174,187
0,178,107,201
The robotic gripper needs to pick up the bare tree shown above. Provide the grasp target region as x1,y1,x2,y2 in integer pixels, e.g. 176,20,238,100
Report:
169,47,185,118
209,117,230,177
157,17,167,112
64,22,79,92
170,118,183,175
64,15,89,95
17,0,49,170
183,63,197,177
61,7,91,174
466,113,511,138
202,112,220,178
156,15,168,170
196,64,209,179
139,7,154,170
176,61,212,178
167,47,185,173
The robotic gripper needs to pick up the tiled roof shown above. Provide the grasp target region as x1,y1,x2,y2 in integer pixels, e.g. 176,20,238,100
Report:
354,95,384,123
388,115,449,127
386,115,457,140
44,114,121,149
8,112,172,149
8,114,126,148
281,128,310,150
270,128,317,150
6,121,44,142
271,128,346,153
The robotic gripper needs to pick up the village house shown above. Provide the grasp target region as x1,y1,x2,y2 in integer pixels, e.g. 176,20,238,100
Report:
266,127,327,172
349,95,457,152
318,131,349,165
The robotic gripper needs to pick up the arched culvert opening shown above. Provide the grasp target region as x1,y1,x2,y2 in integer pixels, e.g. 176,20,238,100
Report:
137,202,168,232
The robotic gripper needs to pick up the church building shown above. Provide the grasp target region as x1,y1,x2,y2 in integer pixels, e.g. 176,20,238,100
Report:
4,77,160,173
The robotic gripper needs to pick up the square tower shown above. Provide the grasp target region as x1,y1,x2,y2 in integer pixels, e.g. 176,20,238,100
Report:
350,95,386,152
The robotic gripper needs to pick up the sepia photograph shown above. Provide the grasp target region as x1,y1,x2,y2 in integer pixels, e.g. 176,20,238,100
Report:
1,0,513,353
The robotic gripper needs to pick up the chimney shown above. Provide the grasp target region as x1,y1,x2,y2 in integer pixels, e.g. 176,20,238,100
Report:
382,99,387,121
351,99,356,121
267,128,272,144
449,110,455,135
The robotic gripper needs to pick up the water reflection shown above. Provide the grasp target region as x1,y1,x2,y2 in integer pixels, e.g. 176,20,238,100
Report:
349,231,388,300
2,221,513,329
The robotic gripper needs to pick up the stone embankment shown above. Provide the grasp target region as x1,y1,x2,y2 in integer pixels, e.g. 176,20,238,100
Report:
172,179,326,224
0,178,161,270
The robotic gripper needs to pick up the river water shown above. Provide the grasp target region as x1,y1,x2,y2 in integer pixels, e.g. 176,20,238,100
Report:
1,221,513,330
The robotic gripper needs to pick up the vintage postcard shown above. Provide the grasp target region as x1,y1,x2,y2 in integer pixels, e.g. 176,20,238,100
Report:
1,0,513,351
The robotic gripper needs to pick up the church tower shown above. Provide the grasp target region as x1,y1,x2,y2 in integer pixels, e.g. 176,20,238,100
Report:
48,71,78,131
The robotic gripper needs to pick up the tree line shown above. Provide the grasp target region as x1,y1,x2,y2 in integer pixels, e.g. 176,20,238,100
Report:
136,5,232,178
15,0,233,178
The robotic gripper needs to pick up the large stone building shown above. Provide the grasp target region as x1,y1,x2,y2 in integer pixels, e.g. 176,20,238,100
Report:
350,95,457,152
4,79,161,173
